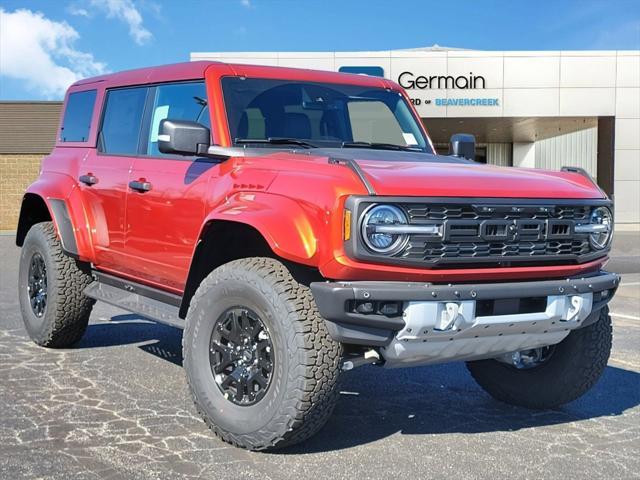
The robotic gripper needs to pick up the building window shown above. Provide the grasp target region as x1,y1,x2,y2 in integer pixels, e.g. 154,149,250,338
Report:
99,87,148,155
338,66,385,77
60,90,97,142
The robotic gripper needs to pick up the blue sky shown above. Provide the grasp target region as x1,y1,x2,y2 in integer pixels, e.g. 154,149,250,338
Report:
1,0,639,100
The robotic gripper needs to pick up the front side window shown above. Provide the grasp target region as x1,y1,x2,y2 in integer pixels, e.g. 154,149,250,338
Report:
99,87,147,155
60,89,97,142
221,77,431,152
146,82,209,157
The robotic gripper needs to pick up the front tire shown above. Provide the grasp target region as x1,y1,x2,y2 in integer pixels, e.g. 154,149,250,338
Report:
466,307,612,409
18,222,95,347
183,257,342,450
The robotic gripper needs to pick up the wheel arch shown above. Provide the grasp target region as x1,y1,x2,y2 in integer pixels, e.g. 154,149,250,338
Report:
179,218,322,318
16,193,83,259
16,193,52,247
17,175,95,261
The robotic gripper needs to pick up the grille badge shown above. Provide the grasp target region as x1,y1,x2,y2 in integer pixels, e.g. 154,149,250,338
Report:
470,204,557,216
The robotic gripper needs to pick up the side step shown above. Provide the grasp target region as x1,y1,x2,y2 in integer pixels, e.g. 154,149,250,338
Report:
84,272,184,329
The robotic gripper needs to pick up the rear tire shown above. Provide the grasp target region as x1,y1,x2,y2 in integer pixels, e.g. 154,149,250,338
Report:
18,222,95,347
466,307,612,409
183,257,342,450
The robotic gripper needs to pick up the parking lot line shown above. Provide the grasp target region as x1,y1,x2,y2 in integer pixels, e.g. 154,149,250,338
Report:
609,358,640,370
610,312,640,321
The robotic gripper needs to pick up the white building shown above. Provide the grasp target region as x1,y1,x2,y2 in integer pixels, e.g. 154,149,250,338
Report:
192,47,640,226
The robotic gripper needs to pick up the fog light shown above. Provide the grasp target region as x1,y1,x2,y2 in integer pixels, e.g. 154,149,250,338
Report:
379,302,401,316
356,302,375,314
601,289,610,299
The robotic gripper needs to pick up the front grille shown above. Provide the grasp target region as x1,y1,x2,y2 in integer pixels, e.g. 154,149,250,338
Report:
404,204,590,222
397,203,594,264
403,239,590,260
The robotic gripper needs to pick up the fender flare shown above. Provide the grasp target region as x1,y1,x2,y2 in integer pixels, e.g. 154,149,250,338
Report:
47,199,79,257
204,192,322,264
178,192,324,318
18,173,94,261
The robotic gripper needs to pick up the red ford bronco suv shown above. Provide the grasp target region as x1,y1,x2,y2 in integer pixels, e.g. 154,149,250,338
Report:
17,62,619,450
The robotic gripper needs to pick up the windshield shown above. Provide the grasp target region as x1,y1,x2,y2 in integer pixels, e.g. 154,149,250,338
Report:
221,77,432,153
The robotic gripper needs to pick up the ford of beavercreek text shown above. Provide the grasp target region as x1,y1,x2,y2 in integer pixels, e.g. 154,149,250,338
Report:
16,62,619,450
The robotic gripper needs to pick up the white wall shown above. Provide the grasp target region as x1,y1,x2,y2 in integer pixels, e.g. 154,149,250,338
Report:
614,52,640,224
535,127,598,178
487,143,512,167
513,142,536,168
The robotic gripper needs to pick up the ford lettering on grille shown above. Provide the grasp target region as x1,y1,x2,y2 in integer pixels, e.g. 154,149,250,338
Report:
442,219,574,243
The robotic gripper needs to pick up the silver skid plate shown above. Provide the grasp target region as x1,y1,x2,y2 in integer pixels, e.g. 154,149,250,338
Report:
381,293,593,368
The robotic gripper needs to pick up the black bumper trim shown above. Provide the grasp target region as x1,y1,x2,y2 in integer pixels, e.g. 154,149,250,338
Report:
311,270,620,344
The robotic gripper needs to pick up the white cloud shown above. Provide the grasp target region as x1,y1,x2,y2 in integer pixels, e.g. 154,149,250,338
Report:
89,0,152,45
67,5,91,17
0,8,107,98
240,0,252,8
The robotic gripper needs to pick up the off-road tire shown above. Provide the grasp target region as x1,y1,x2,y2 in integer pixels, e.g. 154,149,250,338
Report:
466,306,612,409
183,257,342,450
18,222,95,347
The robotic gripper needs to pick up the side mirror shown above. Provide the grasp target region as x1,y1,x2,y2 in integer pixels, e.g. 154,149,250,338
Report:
449,133,475,161
158,119,210,156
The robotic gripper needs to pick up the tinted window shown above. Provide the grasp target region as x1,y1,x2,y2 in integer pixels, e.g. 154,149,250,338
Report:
146,82,209,156
99,87,147,155
60,90,97,142
221,77,430,152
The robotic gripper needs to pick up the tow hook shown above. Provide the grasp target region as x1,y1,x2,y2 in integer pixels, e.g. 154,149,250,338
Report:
341,349,381,371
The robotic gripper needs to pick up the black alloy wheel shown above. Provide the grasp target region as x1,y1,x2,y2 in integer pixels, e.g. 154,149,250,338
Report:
209,307,274,406
27,252,48,318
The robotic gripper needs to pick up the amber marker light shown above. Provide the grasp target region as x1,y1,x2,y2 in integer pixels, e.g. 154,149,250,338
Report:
343,209,352,241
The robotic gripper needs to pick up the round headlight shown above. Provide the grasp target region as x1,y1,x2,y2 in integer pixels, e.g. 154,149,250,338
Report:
589,206,613,249
361,204,408,254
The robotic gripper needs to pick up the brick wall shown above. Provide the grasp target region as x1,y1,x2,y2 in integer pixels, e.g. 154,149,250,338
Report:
0,154,43,231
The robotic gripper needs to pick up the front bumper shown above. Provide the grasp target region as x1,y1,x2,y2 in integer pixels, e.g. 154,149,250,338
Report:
310,270,620,367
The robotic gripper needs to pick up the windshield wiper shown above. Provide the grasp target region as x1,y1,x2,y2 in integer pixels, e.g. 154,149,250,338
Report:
235,137,318,149
341,141,422,152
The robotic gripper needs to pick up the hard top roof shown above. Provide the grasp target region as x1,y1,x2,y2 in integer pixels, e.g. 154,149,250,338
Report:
69,61,394,91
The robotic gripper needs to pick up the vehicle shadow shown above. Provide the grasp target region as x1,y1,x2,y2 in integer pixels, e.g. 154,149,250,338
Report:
278,362,640,454
77,315,640,453
77,314,184,366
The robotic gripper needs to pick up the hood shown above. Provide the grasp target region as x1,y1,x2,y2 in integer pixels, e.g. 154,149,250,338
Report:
305,148,604,199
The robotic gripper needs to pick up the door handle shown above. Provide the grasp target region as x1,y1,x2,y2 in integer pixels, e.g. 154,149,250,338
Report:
129,179,153,192
79,174,98,186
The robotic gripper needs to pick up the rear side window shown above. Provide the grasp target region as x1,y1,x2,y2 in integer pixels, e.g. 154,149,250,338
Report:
99,87,147,155
146,82,208,157
60,89,97,142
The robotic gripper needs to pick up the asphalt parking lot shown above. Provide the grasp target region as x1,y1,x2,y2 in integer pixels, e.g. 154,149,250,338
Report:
1,233,639,480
